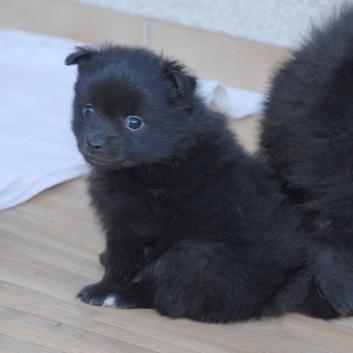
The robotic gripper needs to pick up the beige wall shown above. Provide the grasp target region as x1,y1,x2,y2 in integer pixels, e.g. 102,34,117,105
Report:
66,0,351,48
0,0,291,92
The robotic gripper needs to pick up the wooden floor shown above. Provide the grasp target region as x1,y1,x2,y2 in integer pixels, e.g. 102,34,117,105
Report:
2,117,353,353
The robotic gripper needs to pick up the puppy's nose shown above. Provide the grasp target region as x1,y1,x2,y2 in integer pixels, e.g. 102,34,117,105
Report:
86,138,106,154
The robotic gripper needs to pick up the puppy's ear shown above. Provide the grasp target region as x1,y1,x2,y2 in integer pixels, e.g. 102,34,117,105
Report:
65,46,93,65
163,60,197,98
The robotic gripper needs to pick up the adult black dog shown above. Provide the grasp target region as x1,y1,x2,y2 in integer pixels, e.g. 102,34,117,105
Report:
260,6,353,317
66,45,334,322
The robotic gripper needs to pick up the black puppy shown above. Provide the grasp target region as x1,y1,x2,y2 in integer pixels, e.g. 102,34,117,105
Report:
260,6,353,317
66,45,326,323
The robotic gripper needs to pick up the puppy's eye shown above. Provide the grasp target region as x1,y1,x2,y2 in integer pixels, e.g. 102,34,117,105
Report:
126,116,144,131
83,104,94,116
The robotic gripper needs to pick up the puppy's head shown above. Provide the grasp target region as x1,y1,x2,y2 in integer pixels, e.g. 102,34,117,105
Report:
66,45,198,170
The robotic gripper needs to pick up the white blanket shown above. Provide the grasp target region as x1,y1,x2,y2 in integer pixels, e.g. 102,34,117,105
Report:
0,30,264,211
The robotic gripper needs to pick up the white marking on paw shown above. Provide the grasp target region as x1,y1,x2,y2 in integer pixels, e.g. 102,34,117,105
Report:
103,295,117,307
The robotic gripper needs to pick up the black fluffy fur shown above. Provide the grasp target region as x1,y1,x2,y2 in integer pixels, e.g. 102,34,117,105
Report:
66,45,335,323
260,6,353,317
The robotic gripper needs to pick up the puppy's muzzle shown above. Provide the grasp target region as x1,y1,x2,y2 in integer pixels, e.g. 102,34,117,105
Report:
86,138,106,154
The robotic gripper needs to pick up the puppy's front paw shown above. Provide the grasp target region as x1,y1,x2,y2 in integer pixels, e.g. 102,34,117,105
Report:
77,282,111,306
77,282,138,309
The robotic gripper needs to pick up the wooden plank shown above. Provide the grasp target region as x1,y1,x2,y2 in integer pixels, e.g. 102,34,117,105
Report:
29,194,94,222
0,297,235,353
0,209,102,247
0,246,93,287
0,225,101,265
15,202,100,235
0,333,63,353
0,321,120,353
0,229,103,276
236,322,352,353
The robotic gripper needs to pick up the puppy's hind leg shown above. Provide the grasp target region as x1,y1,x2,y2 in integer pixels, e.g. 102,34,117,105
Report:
132,241,267,323
314,247,353,317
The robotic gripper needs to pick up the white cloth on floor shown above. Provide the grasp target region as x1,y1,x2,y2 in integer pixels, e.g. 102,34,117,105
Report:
197,80,263,118
0,29,265,211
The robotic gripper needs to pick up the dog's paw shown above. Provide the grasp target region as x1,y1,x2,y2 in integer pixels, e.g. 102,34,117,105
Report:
101,294,118,307
77,282,138,309
77,282,109,306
